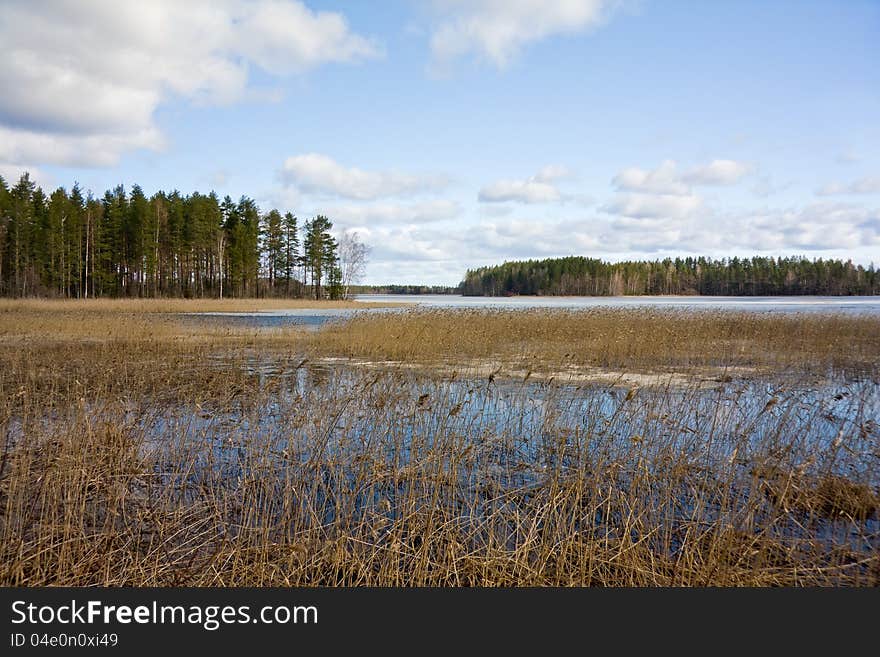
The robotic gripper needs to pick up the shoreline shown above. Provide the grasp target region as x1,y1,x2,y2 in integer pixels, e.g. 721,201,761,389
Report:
0,297,412,313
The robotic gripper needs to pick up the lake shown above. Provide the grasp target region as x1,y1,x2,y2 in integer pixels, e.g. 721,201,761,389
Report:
357,294,880,312
186,294,880,329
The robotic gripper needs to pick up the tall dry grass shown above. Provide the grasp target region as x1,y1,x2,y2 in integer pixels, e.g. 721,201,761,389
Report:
305,308,880,378
0,304,878,586
0,297,405,315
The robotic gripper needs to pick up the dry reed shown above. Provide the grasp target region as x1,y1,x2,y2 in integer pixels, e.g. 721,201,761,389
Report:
304,308,880,378
1,303,877,586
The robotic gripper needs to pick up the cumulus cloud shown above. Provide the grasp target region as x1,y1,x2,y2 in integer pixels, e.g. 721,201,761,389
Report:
318,200,461,226
479,165,571,203
470,219,600,258
533,164,572,182
605,158,750,221
280,154,449,200
736,203,879,251
612,160,689,195
479,181,561,204
356,200,879,284
0,0,380,171
485,203,877,262
0,124,166,170
681,159,751,185
480,205,514,217
602,193,703,219
613,158,750,196
233,1,381,75
356,225,464,264
816,177,880,196
0,163,50,189
429,0,618,67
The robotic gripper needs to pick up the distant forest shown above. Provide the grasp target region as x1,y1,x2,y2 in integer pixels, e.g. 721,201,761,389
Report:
0,173,368,299
350,284,461,295
462,256,879,297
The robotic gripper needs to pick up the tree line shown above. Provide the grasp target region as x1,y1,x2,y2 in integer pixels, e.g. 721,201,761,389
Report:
350,284,461,295
462,255,879,297
0,173,368,299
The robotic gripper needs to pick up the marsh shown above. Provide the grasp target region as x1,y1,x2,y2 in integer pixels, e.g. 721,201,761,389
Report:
1,302,878,586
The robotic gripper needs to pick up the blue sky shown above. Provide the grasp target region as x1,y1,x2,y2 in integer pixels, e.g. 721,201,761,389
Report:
1,0,878,284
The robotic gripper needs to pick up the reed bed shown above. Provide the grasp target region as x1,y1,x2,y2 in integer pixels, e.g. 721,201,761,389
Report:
0,297,403,315
0,303,878,586
305,308,880,378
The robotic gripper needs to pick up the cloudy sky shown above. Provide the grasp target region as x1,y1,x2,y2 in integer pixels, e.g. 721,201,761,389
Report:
1,0,878,284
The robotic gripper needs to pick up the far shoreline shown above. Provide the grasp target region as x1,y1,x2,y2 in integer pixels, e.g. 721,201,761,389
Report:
0,297,413,314
355,292,880,299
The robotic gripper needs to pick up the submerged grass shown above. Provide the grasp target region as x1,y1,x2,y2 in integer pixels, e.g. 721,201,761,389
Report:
0,302,878,586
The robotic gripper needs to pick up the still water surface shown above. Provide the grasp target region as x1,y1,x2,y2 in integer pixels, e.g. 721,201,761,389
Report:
188,294,880,329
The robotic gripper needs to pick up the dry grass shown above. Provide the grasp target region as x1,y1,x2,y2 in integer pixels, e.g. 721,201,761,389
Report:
1,304,878,587
754,466,880,519
0,297,406,314
305,308,880,378
0,298,402,348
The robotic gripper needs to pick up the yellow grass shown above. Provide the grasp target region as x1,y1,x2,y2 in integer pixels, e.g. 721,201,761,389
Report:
0,297,407,314
304,307,880,377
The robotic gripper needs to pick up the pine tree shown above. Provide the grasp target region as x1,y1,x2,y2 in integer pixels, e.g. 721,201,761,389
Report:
9,173,36,297
261,209,284,295
282,212,299,296
303,215,337,300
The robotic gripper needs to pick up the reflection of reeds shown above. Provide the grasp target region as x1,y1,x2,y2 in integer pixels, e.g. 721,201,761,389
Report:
0,304,878,586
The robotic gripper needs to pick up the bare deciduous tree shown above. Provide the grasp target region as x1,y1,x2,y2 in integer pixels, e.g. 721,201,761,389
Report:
338,231,371,300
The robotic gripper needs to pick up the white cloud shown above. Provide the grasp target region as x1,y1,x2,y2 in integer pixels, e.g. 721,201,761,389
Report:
602,193,703,219
0,163,50,189
852,178,880,194
280,154,449,200
533,164,572,182
356,200,880,284
479,203,878,263
0,0,380,171
682,159,750,185
816,176,880,196
0,124,166,169
479,180,561,204
613,158,750,196
357,225,463,263
736,203,879,251
429,0,618,67
612,160,689,195
233,1,380,75
319,200,461,226
479,165,571,203
471,219,600,257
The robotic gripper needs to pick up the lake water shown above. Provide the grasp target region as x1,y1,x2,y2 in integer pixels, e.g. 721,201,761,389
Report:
186,294,880,329
357,294,880,312
149,357,880,555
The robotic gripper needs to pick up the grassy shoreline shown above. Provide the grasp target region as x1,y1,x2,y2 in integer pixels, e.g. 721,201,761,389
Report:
0,297,409,314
